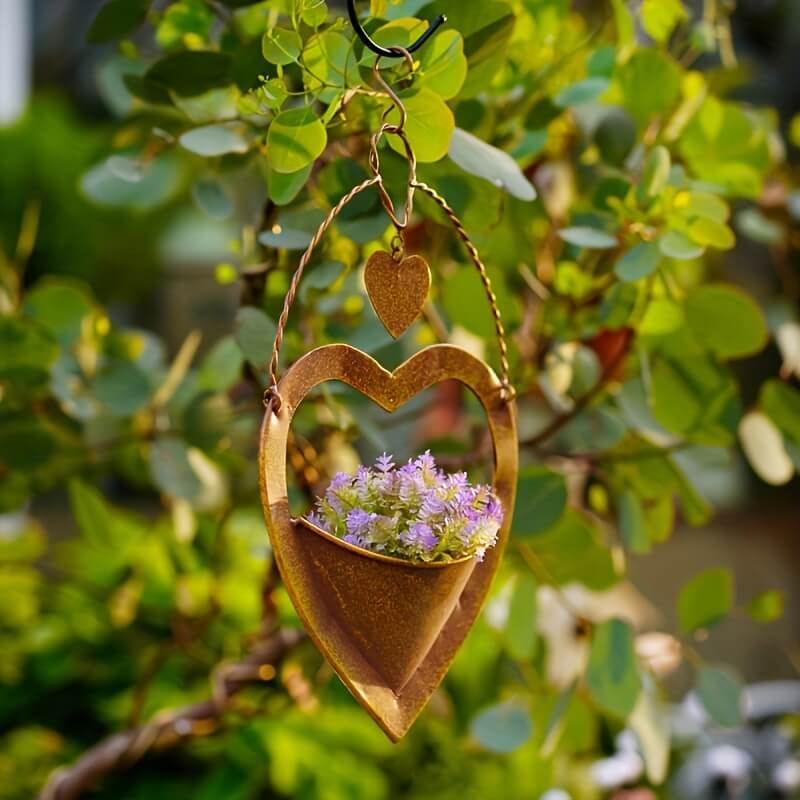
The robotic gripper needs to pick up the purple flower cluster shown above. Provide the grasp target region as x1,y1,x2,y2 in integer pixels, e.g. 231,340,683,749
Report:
306,452,504,563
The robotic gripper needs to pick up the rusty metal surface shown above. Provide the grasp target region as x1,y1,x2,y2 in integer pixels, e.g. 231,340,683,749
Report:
259,343,518,741
363,251,431,339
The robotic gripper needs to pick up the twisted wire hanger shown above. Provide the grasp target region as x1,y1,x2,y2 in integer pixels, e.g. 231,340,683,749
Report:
346,0,447,58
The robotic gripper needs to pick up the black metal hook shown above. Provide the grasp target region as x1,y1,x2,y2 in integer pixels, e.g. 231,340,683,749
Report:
347,0,447,58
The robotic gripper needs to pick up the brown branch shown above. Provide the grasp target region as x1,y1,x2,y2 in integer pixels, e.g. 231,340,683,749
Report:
40,628,306,800
521,335,631,449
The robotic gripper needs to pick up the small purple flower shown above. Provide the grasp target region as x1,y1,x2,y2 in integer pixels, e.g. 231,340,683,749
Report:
346,508,373,536
375,453,395,473
307,452,503,563
402,522,439,552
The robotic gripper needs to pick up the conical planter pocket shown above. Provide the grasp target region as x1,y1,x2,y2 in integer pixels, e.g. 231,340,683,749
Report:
294,517,476,693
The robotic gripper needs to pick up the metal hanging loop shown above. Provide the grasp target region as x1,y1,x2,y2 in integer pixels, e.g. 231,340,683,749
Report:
347,0,447,58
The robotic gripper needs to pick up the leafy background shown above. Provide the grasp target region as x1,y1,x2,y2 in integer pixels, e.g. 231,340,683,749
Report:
0,0,799,798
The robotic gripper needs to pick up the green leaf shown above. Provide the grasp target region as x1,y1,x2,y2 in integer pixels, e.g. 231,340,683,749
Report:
677,567,733,633
555,77,609,108
559,226,618,250
92,361,152,417
512,467,568,537
267,163,313,206
586,618,641,718
302,31,358,99
23,281,94,347
534,510,618,590
149,437,201,501
615,242,661,282
192,179,234,219
658,230,704,260
448,128,536,201
145,51,232,97
503,574,538,661
198,336,244,392
685,284,768,359
88,0,150,43
68,479,130,550
471,700,532,753
81,155,181,210
234,307,277,367
388,89,454,163
0,419,55,470
300,0,327,27
618,50,680,126
746,590,784,623
688,218,735,250
0,317,59,389
641,0,687,43
760,380,800,443
594,107,636,166
267,107,327,174
618,490,650,554
637,146,671,206
736,207,785,246
179,123,250,157
262,28,302,65
417,29,468,100
696,666,743,728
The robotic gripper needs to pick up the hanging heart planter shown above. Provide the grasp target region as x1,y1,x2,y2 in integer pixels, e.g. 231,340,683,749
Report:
259,50,518,741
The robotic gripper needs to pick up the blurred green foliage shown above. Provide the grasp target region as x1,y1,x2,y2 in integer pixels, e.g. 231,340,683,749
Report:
0,98,165,300
1,0,799,798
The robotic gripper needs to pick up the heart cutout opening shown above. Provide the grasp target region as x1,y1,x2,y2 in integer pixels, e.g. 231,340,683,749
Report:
260,343,517,740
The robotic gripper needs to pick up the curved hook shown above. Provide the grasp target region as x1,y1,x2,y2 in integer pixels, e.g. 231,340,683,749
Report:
347,0,447,58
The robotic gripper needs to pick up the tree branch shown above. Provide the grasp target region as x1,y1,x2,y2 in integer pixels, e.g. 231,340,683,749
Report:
40,627,306,800
522,334,631,449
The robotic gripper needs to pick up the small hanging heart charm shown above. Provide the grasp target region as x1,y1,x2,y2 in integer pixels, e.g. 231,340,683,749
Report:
364,251,431,339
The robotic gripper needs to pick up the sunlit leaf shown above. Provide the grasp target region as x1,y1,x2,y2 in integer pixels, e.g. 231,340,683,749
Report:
448,128,536,201
685,284,768,359
179,123,251,157
262,27,302,66
267,107,327,174
387,89,454,163
739,411,794,486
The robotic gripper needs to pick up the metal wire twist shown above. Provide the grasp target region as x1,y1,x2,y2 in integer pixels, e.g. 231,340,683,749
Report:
412,180,514,400
265,50,514,411
265,175,381,409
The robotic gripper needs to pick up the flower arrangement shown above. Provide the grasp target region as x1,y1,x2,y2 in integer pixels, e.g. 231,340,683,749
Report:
306,452,504,563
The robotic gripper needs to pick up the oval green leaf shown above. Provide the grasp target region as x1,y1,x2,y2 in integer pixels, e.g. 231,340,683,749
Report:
685,284,768,359
267,107,327,174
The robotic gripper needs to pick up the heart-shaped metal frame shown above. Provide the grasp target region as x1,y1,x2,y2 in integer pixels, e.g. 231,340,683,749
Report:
259,343,517,740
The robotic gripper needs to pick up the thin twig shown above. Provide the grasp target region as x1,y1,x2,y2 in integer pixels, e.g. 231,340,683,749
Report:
521,335,630,449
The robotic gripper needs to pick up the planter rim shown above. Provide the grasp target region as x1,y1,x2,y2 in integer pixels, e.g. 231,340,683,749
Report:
295,516,475,569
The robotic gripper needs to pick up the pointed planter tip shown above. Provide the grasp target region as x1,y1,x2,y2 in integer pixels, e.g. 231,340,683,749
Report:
294,517,476,694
